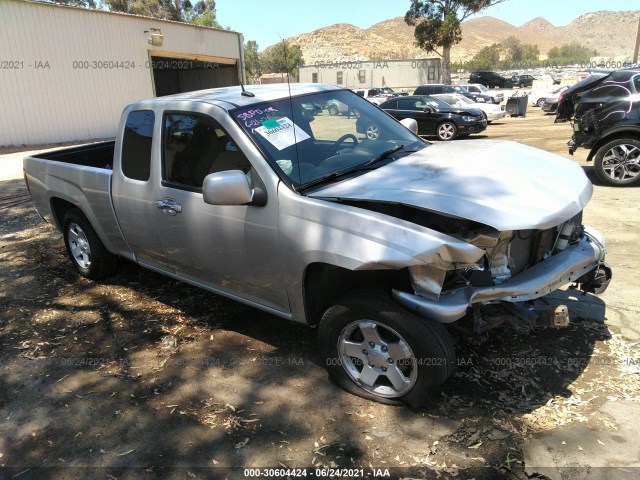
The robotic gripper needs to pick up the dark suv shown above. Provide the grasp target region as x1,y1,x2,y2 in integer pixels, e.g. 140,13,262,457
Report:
556,69,640,186
469,71,513,89
413,84,493,103
511,74,535,88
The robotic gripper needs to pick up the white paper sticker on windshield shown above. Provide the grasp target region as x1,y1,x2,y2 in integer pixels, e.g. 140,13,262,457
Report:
254,117,310,151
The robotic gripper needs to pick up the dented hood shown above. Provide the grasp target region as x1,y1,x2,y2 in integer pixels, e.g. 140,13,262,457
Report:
309,140,592,231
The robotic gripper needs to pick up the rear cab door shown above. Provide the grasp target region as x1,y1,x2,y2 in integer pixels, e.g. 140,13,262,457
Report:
112,106,168,269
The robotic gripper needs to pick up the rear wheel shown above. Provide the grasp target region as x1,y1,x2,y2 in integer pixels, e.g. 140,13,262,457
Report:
593,138,640,186
536,98,545,107
328,104,339,116
436,122,457,141
318,290,455,408
63,208,118,279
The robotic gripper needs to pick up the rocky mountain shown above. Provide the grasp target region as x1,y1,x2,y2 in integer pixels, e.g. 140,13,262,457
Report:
270,10,639,64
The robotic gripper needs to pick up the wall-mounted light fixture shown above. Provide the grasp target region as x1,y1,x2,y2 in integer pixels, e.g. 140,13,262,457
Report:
145,28,163,47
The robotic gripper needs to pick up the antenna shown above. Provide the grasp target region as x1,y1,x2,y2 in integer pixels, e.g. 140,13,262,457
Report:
240,80,255,97
281,38,301,185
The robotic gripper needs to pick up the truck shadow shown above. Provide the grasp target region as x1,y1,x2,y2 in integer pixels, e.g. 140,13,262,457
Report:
0,180,613,478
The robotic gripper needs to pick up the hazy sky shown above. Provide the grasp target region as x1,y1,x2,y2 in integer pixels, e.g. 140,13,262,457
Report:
216,0,639,49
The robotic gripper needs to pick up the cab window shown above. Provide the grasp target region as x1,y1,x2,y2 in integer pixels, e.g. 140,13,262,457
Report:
162,113,250,191
121,110,154,181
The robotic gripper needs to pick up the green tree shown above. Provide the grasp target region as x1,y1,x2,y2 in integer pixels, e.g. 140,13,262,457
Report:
405,0,505,83
103,0,220,26
548,43,597,65
42,0,97,6
103,0,160,17
244,40,261,82
521,43,540,62
261,41,305,79
469,43,501,69
500,36,539,66
183,0,221,27
501,36,523,62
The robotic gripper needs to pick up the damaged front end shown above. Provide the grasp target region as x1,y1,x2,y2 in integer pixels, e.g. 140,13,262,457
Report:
392,212,611,330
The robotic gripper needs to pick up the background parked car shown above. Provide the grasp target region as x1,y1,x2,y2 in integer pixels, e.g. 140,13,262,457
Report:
511,74,535,88
529,85,570,107
556,69,640,186
432,93,506,123
541,98,559,113
369,95,486,141
469,71,514,88
326,99,351,116
459,83,504,104
413,84,493,103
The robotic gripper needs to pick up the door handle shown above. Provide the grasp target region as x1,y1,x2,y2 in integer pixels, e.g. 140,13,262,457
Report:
156,198,182,215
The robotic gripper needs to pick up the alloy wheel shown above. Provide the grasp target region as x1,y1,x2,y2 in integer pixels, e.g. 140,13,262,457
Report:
337,319,417,398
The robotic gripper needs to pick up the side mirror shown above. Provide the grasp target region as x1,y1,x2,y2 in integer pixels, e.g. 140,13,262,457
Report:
399,118,418,134
203,170,258,206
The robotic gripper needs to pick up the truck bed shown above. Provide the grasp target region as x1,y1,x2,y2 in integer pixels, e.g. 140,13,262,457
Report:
24,141,132,261
32,141,115,170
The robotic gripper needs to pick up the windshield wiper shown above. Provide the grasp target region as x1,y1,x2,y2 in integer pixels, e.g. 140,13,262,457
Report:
364,144,405,167
298,145,408,192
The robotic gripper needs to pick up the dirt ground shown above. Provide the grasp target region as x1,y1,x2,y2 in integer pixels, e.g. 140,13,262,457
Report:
1,105,639,480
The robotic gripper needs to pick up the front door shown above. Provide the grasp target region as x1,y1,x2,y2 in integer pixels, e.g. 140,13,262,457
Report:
152,107,288,313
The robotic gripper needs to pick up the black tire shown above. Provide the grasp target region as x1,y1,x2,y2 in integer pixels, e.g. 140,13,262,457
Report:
62,208,118,279
318,289,455,408
328,104,339,116
593,138,640,186
536,98,545,107
436,121,457,141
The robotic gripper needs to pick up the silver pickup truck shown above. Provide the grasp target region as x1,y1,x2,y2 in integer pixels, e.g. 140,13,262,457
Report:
24,83,611,407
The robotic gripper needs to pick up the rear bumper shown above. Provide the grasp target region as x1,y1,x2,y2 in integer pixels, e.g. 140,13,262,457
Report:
393,227,609,323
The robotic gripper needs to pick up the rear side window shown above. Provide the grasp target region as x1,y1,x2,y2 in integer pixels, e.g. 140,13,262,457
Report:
397,99,418,110
121,110,154,181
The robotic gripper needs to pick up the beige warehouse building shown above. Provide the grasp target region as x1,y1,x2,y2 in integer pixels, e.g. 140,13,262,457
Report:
0,0,245,146
299,58,441,92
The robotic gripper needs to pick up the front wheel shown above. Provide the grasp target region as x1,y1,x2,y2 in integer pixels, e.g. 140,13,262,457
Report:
328,104,339,116
536,98,545,107
593,138,640,186
318,290,455,408
436,122,457,141
63,208,118,279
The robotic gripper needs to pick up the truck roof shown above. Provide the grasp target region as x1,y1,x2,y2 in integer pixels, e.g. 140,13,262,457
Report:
131,83,342,111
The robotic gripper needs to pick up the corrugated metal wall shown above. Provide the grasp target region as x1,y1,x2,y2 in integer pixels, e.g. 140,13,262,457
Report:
0,0,242,146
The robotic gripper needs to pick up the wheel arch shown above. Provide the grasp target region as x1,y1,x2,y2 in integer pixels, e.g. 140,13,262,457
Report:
302,263,411,327
50,197,83,231
586,129,640,162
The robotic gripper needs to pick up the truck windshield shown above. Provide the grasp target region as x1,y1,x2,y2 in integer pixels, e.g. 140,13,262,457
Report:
231,90,426,189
